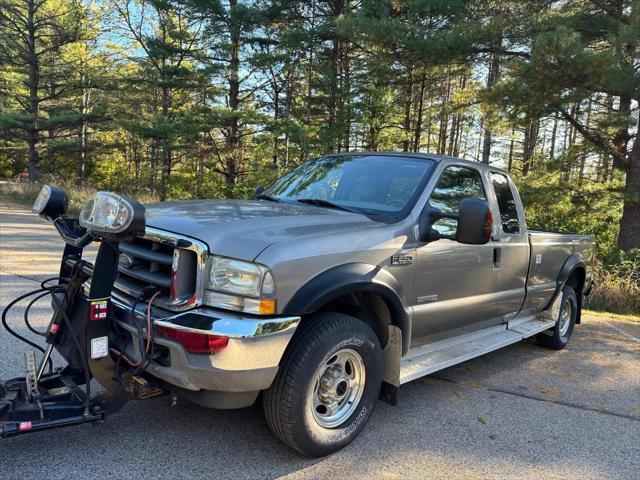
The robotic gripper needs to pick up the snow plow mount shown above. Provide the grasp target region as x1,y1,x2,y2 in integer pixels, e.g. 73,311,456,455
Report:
1,186,151,438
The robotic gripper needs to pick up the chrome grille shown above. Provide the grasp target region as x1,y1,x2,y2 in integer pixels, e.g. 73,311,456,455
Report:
113,228,207,311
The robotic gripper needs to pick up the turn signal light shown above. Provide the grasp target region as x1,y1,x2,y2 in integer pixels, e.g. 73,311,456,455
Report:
155,324,229,354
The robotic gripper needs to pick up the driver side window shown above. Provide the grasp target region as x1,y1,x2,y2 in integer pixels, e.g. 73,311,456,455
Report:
429,165,486,235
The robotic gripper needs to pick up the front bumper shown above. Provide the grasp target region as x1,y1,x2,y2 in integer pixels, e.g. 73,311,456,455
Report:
110,297,300,394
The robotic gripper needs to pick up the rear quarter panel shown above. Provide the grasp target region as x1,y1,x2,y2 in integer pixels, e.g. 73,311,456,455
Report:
523,231,595,313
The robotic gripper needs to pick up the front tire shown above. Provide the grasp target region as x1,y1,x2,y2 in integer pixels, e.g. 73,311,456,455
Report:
536,284,577,349
263,312,383,457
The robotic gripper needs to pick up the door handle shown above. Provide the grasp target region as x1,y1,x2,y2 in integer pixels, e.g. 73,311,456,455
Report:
493,247,502,269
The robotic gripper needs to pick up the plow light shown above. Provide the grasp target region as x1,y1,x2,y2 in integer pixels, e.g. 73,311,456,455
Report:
32,185,68,220
79,192,145,240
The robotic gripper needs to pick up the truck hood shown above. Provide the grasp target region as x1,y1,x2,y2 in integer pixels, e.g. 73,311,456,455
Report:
145,199,379,261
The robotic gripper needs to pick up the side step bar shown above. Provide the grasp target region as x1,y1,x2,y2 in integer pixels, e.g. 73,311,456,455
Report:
399,316,556,385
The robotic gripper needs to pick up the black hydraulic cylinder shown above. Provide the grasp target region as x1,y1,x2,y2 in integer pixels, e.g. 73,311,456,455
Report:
0,412,104,438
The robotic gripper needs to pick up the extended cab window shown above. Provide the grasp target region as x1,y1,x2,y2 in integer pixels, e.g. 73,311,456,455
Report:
490,172,520,234
429,165,486,235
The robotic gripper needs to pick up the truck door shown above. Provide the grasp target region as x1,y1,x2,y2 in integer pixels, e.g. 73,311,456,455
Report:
487,171,528,318
412,164,501,344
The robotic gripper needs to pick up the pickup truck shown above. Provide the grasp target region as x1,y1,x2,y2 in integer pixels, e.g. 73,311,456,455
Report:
1,153,595,457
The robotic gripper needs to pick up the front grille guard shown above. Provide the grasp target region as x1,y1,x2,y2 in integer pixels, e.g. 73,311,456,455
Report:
113,227,208,312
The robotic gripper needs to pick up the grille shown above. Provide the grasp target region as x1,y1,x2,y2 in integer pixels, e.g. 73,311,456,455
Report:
113,230,203,311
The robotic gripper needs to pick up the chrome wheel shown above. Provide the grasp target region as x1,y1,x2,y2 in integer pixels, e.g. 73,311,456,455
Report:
558,297,573,337
311,348,366,428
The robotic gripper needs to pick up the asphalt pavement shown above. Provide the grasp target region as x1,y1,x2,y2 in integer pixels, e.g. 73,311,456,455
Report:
1,199,639,480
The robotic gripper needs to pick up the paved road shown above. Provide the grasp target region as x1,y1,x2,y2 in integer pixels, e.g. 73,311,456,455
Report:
1,200,639,480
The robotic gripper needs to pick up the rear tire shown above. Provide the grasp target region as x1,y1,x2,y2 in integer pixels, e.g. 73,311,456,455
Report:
263,312,383,457
536,284,577,350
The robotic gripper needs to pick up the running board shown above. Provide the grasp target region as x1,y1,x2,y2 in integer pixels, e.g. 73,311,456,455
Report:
399,316,557,385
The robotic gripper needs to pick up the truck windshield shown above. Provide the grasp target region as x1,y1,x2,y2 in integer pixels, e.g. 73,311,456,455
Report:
263,155,435,217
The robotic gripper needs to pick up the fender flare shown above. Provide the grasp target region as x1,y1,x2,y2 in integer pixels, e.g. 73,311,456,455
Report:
547,252,586,324
283,263,412,354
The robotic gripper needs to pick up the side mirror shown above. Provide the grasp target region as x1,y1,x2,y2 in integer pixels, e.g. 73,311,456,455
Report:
456,198,493,245
253,185,265,198
32,185,68,220
418,198,492,245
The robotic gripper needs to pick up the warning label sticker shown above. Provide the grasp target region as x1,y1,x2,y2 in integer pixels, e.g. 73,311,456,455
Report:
90,336,109,359
89,298,109,321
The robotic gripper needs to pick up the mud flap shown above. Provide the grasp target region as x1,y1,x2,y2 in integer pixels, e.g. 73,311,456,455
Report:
380,325,401,405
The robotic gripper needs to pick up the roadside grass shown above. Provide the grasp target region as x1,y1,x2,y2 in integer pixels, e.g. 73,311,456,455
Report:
2,179,638,317
0,179,158,213
585,262,640,317
583,309,640,323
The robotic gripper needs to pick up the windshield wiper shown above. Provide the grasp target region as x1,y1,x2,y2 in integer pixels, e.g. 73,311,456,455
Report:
296,198,360,213
255,194,282,202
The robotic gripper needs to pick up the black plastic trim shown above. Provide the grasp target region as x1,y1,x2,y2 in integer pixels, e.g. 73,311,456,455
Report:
546,252,586,324
283,263,412,354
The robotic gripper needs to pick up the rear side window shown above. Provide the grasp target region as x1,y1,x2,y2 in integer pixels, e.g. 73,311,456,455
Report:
429,165,486,235
490,172,520,234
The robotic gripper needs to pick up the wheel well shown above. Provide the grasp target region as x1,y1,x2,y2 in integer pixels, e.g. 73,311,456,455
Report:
565,267,585,324
566,267,585,293
313,292,393,348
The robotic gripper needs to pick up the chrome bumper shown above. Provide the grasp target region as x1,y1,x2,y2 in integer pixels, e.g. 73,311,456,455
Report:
110,297,300,394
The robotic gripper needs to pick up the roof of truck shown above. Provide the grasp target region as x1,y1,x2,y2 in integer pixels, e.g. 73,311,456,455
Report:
326,151,509,175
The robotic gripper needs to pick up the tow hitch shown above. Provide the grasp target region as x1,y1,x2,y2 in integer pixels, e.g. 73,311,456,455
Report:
1,186,151,438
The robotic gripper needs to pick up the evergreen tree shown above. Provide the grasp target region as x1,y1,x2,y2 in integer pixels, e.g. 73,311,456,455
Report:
0,0,85,179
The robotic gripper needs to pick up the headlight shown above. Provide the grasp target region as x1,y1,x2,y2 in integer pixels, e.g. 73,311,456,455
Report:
32,185,68,220
209,257,265,297
205,255,276,314
79,192,145,239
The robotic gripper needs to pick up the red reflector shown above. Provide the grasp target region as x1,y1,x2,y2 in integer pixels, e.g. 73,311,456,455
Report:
19,421,33,431
155,325,228,354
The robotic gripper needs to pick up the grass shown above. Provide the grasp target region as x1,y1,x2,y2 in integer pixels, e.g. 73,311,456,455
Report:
585,263,640,317
583,309,640,323
0,179,158,213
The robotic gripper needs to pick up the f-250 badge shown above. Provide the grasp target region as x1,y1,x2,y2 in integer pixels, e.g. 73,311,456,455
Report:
391,254,413,265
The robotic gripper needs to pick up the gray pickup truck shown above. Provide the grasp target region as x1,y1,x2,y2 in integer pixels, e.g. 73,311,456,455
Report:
107,153,595,455
2,153,594,456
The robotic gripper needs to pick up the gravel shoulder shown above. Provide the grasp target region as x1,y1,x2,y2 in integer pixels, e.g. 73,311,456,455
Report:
1,200,638,480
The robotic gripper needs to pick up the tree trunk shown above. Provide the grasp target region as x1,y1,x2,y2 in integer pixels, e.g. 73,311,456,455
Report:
522,120,539,176
412,71,426,152
402,66,414,152
481,51,500,164
272,80,280,167
76,66,89,186
159,55,172,201
225,0,242,194
549,112,558,160
303,0,316,161
578,98,592,190
618,116,640,251
507,129,515,173
26,0,40,181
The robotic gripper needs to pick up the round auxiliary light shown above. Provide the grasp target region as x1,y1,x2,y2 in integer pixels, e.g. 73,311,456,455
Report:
79,191,145,239
32,185,69,220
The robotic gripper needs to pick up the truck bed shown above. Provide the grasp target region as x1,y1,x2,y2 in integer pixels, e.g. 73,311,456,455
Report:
523,230,596,313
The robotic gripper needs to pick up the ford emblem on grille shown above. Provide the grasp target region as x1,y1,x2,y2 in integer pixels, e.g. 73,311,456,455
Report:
118,253,134,269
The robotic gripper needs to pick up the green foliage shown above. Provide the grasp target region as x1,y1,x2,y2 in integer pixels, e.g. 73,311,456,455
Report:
516,168,624,259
